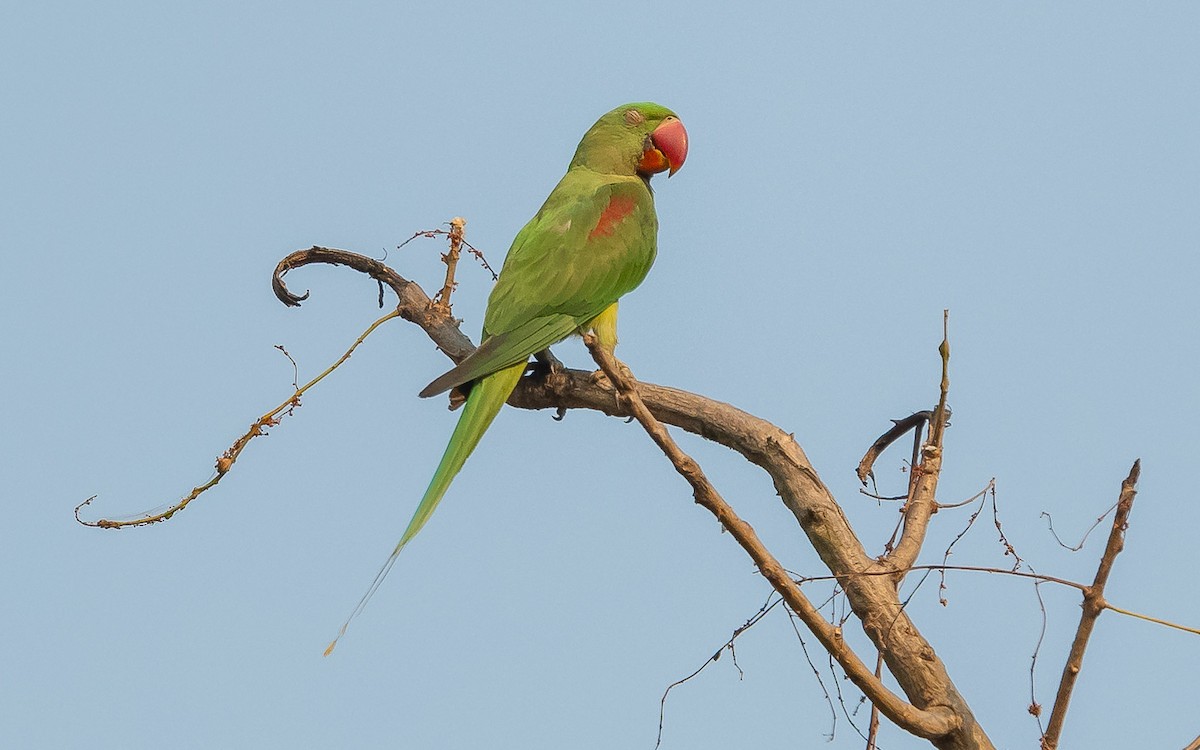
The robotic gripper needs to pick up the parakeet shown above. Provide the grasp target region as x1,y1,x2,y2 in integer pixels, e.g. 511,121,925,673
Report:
330,103,687,649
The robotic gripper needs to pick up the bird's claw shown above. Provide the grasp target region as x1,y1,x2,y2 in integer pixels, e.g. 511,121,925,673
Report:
532,347,563,372
529,348,567,390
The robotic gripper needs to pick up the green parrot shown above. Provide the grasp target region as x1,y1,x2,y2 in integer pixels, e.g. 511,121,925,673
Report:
329,103,687,650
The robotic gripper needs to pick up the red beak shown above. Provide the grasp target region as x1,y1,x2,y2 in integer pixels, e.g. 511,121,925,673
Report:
652,117,688,176
639,116,688,177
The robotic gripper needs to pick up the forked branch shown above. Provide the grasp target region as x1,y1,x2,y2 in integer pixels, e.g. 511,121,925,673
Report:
888,311,951,570
583,337,958,740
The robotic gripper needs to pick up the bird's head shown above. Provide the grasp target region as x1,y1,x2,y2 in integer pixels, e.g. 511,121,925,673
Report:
570,102,688,179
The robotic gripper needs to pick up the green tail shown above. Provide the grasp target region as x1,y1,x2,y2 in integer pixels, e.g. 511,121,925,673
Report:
396,360,526,551
325,360,526,654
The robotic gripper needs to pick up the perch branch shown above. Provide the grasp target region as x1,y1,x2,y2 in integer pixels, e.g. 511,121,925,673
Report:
1041,460,1142,750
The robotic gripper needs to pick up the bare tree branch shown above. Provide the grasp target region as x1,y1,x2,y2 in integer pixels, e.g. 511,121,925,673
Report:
273,245,477,364
888,311,951,570
433,216,467,308
1041,460,1142,750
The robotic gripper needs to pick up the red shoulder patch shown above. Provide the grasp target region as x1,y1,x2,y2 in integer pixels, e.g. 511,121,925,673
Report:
588,194,637,241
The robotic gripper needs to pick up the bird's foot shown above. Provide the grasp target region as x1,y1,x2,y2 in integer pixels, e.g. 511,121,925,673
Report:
529,348,567,390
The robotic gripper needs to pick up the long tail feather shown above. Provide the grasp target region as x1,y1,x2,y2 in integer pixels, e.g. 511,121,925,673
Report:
325,360,527,654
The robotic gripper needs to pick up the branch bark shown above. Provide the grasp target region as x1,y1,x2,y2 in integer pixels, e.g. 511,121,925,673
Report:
584,338,958,740
1041,460,1142,749
888,311,951,570
273,247,995,749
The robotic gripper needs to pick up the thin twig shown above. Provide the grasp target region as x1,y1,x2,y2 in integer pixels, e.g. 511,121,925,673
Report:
826,648,871,745
783,602,840,741
939,480,995,510
1041,460,1142,750
937,482,990,605
397,222,498,282
275,345,300,389
792,564,1078,595
788,562,1197,636
655,594,780,749
1103,603,1200,636
433,216,466,308
990,482,1024,570
1027,564,1049,730
1041,501,1119,552
866,650,883,749
76,308,401,528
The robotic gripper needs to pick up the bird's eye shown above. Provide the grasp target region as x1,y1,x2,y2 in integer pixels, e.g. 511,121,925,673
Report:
624,109,646,126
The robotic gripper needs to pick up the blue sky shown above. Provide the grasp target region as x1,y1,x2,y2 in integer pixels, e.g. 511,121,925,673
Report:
3,2,1198,748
